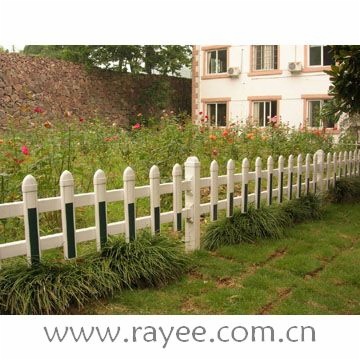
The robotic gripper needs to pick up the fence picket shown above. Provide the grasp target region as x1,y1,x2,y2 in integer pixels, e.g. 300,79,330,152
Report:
278,155,284,203
326,152,331,190
22,175,41,265
288,155,294,200
210,160,219,221
267,156,274,206
227,159,235,217
150,165,161,235
123,167,136,242
94,169,107,251
305,154,311,195
255,157,262,209
344,151,348,177
241,158,249,213
60,171,77,259
297,154,302,198
172,164,183,231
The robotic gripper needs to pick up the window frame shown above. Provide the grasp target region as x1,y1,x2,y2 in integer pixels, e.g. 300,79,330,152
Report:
302,94,338,130
303,45,333,73
248,96,281,126
249,45,282,77
201,97,231,127
201,46,230,80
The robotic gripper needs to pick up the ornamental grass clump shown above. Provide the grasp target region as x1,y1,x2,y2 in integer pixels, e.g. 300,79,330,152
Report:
280,193,324,224
327,177,360,203
202,205,288,251
202,194,324,251
0,260,119,315
91,231,191,289
0,232,190,315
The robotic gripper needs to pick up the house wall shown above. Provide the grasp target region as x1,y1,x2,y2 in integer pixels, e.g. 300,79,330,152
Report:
195,45,332,129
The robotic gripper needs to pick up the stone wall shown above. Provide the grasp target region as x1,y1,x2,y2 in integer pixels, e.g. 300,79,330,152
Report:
0,53,191,126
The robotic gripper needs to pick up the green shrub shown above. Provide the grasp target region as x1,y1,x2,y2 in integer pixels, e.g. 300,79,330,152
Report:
202,194,324,251
327,177,360,203
0,260,119,315
202,205,288,251
0,232,190,314
280,193,324,224
92,231,190,288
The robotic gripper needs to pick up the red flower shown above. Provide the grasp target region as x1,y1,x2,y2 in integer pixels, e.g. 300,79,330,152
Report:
79,117,85,123
21,145,30,155
205,115,208,119
199,111,203,115
222,129,229,137
132,123,141,130
34,106,44,114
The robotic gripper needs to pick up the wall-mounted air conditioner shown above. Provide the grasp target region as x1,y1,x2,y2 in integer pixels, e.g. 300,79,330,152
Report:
228,67,241,77
288,61,302,73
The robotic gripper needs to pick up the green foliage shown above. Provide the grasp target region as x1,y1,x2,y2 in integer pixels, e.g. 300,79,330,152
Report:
0,232,190,314
93,231,190,288
0,115,353,243
202,205,288,251
202,195,324,251
280,193,324,224
327,176,360,203
22,45,192,76
325,45,360,115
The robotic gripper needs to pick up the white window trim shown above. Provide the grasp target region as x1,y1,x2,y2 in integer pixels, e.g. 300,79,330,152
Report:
207,49,227,75
206,102,227,127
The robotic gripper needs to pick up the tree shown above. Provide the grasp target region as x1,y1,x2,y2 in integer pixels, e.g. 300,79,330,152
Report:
22,45,192,76
325,45,360,115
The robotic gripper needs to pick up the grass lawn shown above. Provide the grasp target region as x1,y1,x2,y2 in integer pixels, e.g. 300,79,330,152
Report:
83,202,360,315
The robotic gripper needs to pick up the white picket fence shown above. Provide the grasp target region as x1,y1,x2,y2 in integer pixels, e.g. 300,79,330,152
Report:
0,149,359,265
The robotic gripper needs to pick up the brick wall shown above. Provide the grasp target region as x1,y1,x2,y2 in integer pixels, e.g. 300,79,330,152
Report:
0,53,191,126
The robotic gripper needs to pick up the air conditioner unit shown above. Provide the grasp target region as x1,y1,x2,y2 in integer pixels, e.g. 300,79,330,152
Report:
228,67,241,77
288,61,302,73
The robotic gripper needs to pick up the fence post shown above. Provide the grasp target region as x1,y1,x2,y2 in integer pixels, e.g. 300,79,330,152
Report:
326,152,331,190
22,175,41,265
305,154,311,195
94,169,107,251
123,167,136,242
357,149,360,175
60,170,77,259
255,157,262,209
241,158,249,213
333,152,337,185
297,154,302,198
184,156,201,252
267,156,274,206
227,159,235,217
344,151,348,177
210,160,219,221
150,165,161,235
288,154,294,200
172,163,183,232
278,155,284,203
338,152,343,178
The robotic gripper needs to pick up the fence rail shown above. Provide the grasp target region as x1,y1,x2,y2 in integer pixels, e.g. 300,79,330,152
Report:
0,149,359,265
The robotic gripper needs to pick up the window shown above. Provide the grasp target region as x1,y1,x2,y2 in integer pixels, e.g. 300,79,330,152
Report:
207,49,227,74
307,99,336,128
252,45,278,71
207,103,227,127
309,45,333,66
253,100,277,127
